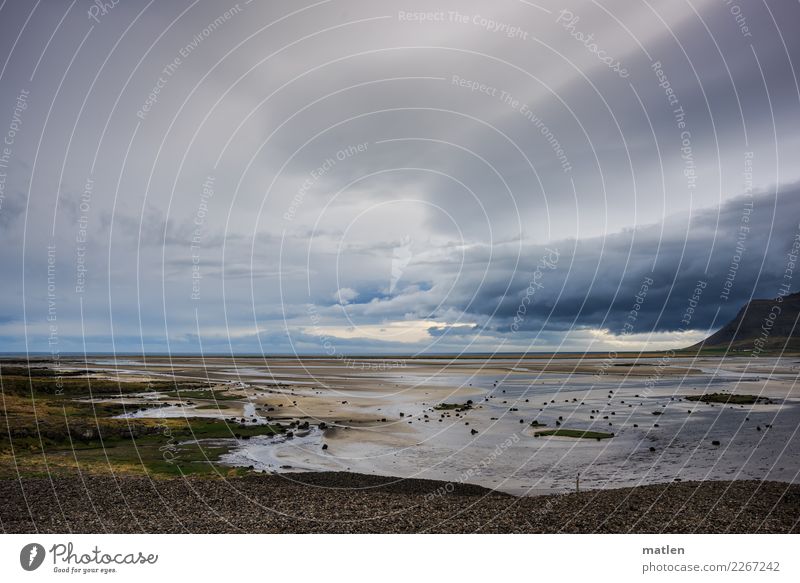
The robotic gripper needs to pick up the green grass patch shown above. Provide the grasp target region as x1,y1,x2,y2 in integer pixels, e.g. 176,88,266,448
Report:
31,434,247,478
183,419,284,439
434,401,472,411
536,428,614,439
686,393,772,405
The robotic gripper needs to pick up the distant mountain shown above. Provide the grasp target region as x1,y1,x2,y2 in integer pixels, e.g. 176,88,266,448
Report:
689,292,800,353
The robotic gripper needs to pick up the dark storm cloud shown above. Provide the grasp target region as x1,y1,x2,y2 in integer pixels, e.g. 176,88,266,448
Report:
465,186,800,336
337,185,798,344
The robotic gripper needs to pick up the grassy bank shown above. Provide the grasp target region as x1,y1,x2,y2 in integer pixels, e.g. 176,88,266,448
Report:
0,366,283,479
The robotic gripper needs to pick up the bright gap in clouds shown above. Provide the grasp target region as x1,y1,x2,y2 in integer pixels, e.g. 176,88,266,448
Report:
302,320,479,344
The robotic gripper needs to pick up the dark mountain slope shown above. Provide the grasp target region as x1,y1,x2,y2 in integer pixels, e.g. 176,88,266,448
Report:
689,292,800,352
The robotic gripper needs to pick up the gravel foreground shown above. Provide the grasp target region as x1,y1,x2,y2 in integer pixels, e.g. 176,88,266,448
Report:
1,473,798,533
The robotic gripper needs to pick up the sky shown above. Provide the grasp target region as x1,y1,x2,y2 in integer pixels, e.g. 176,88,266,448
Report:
0,0,798,355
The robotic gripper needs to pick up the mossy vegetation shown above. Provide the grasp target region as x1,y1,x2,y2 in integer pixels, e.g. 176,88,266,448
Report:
434,401,473,411
535,429,614,439
686,392,772,405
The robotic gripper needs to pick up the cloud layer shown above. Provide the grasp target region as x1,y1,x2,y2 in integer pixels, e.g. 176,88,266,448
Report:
0,0,798,354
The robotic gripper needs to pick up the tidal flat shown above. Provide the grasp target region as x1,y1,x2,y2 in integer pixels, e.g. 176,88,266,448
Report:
3,353,797,496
